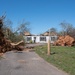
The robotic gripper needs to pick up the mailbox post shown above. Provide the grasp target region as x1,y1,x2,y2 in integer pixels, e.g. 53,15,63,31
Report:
47,29,50,55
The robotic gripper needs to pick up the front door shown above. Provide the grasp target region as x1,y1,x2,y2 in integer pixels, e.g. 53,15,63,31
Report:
34,37,36,43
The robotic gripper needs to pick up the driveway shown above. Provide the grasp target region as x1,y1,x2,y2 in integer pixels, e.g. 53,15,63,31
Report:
25,43,46,48
0,51,68,75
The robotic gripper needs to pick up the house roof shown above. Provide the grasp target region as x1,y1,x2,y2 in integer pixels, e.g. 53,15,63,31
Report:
42,31,57,36
24,31,57,36
24,32,36,36
24,32,31,36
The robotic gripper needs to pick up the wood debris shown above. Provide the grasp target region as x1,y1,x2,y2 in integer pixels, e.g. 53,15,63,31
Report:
54,35,75,46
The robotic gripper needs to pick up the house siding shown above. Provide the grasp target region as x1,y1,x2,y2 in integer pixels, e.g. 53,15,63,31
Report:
23,35,58,43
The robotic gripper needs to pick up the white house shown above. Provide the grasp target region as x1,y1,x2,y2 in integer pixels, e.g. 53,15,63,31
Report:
23,31,58,43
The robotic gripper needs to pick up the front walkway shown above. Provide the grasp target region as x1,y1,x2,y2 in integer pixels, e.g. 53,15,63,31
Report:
0,51,68,75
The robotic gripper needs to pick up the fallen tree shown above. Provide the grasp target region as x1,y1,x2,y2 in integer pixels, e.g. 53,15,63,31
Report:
0,17,24,53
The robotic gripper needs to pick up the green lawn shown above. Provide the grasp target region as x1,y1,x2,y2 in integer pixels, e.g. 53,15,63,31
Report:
35,45,75,75
0,56,2,59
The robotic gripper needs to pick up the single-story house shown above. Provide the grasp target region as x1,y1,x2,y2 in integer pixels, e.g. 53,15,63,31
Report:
23,31,58,43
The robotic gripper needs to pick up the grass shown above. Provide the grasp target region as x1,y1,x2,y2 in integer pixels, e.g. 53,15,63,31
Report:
34,45,75,75
0,54,3,59
0,56,2,59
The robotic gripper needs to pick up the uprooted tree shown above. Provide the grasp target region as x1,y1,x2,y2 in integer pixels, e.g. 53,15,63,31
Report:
0,16,25,53
0,16,11,53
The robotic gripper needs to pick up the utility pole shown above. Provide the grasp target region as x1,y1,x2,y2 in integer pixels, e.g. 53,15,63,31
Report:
47,29,50,55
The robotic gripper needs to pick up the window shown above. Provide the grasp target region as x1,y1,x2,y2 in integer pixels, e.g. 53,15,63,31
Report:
40,37,46,41
27,37,31,41
51,37,56,41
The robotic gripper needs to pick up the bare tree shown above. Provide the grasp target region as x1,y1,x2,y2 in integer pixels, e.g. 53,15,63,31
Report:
15,20,30,35
0,15,5,28
3,19,13,29
50,27,57,33
2,18,13,38
60,21,73,36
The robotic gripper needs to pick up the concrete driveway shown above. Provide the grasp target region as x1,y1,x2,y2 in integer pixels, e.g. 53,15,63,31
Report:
25,43,46,47
0,51,68,75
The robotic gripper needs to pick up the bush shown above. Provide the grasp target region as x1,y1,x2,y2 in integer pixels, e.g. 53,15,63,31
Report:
30,40,33,43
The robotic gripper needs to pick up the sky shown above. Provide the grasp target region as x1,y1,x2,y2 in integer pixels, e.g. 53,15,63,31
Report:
0,0,75,34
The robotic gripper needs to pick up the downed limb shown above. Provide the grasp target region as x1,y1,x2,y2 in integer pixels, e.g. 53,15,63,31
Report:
10,40,24,51
10,40,24,46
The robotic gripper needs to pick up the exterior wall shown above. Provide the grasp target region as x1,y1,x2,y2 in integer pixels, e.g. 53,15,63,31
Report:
23,35,58,43
35,36,40,43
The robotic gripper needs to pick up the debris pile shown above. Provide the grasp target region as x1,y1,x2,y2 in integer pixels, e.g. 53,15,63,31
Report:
0,18,24,53
54,35,75,46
